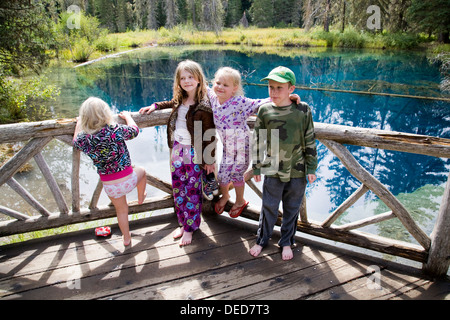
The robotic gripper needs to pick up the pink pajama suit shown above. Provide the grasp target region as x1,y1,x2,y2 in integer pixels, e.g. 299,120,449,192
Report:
208,89,269,186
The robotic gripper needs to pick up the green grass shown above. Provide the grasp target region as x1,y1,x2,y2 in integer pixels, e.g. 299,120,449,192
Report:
106,25,436,50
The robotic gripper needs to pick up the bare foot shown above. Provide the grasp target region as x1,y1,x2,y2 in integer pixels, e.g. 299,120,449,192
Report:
179,231,193,246
282,246,294,260
217,194,230,208
138,191,147,205
173,227,184,239
123,234,132,247
249,244,263,257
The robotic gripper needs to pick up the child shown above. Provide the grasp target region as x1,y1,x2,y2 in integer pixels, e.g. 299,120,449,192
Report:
209,67,300,218
208,67,270,218
139,60,216,246
73,97,147,247
247,66,317,260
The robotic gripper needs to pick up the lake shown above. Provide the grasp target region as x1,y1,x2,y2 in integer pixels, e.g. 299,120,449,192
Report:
2,45,450,254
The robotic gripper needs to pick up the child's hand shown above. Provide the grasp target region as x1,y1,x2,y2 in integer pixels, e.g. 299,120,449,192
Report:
204,164,215,175
254,175,261,182
289,93,301,104
139,104,157,114
118,111,131,120
307,174,316,184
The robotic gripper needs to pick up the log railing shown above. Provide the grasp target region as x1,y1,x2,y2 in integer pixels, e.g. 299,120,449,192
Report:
0,109,449,277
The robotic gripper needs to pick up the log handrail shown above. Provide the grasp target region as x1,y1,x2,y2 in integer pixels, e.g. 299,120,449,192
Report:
0,110,449,277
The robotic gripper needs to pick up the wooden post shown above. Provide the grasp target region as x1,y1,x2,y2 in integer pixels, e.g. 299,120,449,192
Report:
423,171,450,277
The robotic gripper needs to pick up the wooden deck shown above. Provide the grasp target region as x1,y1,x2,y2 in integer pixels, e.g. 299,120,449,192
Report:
0,212,448,301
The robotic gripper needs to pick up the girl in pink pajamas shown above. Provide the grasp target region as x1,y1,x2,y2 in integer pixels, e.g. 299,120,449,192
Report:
209,67,270,218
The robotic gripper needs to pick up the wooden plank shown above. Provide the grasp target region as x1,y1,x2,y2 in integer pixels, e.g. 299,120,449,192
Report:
0,111,171,144
0,137,53,187
306,268,450,300
246,119,450,158
104,243,334,300
209,254,374,300
6,178,51,217
321,139,431,250
322,184,369,227
0,217,257,299
146,173,172,194
89,178,103,209
2,112,449,157
0,195,174,237
334,211,396,231
315,123,450,158
71,148,80,213
239,205,428,262
0,205,30,221
423,171,450,277
33,152,69,215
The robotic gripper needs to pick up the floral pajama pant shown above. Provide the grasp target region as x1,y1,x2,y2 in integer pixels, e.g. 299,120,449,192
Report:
171,141,203,232
218,129,250,187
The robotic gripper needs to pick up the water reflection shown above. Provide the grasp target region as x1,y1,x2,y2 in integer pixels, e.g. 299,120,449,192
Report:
4,46,450,246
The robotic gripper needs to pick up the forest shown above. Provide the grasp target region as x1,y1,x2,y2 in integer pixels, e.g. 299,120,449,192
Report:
54,0,449,40
0,0,449,124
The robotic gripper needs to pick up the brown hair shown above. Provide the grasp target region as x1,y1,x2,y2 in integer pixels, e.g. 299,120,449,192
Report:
173,60,208,105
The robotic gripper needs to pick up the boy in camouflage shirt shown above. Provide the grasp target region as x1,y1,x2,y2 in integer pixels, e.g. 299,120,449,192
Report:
248,66,318,260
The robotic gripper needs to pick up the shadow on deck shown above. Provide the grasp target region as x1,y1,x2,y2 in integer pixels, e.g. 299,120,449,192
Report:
0,212,448,300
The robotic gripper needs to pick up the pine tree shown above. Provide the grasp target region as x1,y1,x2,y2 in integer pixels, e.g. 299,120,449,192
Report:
165,0,179,28
250,0,274,28
225,0,243,27
201,0,224,32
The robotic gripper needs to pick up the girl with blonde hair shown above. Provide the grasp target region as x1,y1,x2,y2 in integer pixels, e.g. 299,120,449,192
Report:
73,97,147,247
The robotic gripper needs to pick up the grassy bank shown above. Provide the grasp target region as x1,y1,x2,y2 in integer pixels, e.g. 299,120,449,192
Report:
105,25,437,51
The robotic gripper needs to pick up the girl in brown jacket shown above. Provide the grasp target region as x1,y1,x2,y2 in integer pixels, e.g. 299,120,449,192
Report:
139,60,216,246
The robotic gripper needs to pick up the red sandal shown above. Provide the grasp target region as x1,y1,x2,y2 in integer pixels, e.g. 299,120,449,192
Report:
229,201,249,218
215,202,226,215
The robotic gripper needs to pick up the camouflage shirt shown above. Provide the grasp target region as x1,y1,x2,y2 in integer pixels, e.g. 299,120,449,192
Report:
252,101,318,182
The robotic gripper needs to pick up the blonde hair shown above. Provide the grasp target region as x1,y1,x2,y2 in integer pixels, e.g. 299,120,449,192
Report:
214,67,244,97
173,60,208,105
79,97,115,134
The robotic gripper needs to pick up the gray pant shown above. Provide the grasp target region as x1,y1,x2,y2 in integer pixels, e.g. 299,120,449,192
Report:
256,177,307,248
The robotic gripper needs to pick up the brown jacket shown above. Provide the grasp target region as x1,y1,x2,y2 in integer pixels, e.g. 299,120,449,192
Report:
155,96,216,167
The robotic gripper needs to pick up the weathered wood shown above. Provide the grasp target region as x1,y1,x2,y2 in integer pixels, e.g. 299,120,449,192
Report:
0,110,172,144
334,211,396,231
89,178,103,210
423,171,450,277
0,136,53,187
321,139,431,250
6,178,51,217
1,114,449,277
0,195,174,237
322,184,369,227
146,173,173,194
299,195,308,223
33,152,69,215
315,123,450,158
2,214,446,300
0,205,30,221
238,203,427,263
246,119,450,158
71,148,81,213
2,112,449,158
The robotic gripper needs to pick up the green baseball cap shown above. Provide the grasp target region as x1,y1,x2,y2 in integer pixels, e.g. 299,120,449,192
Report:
261,66,296,85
